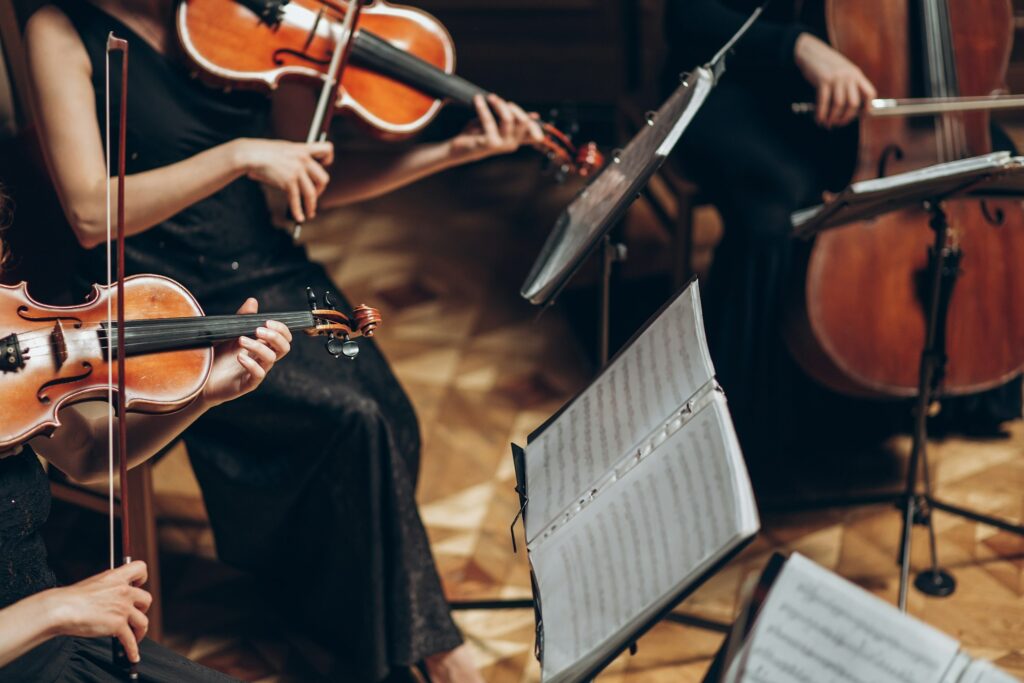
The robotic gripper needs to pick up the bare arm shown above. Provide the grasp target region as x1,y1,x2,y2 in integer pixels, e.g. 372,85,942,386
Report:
321,94,544,208
24,6,333,248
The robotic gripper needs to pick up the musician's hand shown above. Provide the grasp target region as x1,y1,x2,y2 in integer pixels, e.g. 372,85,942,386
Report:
41,561,151,664
794,33,877,128
202,297,292,407
449,94,545,163
233,138,334,222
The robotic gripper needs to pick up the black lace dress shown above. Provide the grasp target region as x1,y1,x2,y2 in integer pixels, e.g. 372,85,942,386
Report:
0,449,238,682
53,3,461,680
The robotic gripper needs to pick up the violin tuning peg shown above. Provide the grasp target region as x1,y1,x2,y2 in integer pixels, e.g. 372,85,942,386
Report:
325,335,360,360
342,339,360,360
306,287,319,311
326,336,345,357
324,291,336,309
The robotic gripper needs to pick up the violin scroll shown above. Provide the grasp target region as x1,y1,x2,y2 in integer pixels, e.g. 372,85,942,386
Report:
350,304,382,338
305,288,382,359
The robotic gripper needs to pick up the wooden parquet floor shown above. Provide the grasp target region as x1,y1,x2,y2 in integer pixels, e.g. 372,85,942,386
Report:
48,156,1024,681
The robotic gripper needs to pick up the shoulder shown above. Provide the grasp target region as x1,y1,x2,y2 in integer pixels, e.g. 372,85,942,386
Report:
26,5,75,42
25,5,91,74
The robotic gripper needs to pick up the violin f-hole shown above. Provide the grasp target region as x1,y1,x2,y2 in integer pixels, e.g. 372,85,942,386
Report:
36,362,94,404
273,47,330,67
17,306,84,328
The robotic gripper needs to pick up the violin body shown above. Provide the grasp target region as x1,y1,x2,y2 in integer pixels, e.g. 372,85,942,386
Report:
0,274,381,449
788,0,1024,397
176,0,603,174
179,0,456,138
0,276,210,448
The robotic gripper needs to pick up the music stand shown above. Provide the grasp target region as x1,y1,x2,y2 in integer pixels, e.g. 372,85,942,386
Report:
450,6,769,637
519,6,766,366
791,152,1024,610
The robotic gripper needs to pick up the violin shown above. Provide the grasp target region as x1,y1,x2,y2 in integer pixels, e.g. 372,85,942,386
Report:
175,0,603,178
0,274,381,450
786,0,1024,398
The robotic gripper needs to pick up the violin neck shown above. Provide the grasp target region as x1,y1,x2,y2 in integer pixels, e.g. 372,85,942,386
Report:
350,30,484,107
103,312,316,357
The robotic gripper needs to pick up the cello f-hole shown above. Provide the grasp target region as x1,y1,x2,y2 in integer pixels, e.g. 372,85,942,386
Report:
980,200,1005,227
877,144,904,178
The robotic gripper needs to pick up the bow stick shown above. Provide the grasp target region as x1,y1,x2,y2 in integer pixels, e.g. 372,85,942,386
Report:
105,32,139,680
292,0,363,239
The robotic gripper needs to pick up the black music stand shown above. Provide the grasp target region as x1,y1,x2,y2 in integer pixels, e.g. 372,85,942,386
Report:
450,5,770,636
791,152,1024,609
519,6,766,367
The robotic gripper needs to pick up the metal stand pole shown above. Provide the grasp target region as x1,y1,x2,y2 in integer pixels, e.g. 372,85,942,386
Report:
599,234,627,367
897,202,958,609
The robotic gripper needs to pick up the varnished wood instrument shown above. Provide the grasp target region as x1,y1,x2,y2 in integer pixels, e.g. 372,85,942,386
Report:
787,0,1024,398
175,0,603,177
0,274,381,450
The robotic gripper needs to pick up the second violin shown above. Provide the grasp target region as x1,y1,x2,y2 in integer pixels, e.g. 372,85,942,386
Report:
176,0,603,177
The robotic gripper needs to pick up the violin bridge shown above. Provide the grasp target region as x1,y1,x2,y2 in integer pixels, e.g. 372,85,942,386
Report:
50,321,69,369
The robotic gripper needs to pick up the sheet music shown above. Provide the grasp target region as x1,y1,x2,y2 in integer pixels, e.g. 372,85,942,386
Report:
724,553,962,683
956,661,1020,683
532,394,757,682
523,283,714,543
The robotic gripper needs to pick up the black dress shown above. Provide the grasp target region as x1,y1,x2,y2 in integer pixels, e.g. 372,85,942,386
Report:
55,3,462,680
0,449,239,682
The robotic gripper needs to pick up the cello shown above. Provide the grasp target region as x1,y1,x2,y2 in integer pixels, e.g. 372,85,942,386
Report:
787,0,1024,398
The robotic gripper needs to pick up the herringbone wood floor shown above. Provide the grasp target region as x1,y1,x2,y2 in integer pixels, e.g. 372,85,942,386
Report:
47,156,1024,682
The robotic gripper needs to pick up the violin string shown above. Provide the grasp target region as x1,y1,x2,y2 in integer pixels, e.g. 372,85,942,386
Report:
15,314,324,358
12,312,317,347
18,319,318,354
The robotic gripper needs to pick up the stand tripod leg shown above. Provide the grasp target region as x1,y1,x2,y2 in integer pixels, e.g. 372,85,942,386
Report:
897,203,957,610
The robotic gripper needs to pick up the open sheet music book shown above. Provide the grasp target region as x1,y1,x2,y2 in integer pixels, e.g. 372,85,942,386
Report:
512,281,760,683
719,553,1020,683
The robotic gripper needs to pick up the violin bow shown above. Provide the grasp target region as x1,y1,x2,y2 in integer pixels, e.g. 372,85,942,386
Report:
292,0,363,239
105,32,139,680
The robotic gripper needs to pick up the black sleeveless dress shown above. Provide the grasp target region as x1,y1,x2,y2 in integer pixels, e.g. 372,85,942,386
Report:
55,4,461,680
0,449,238,682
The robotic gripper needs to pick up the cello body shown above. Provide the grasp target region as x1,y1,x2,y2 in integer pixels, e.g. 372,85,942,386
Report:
789,0,1024,398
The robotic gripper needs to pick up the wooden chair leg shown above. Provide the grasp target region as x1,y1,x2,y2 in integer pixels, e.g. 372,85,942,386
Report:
125,462,162,642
